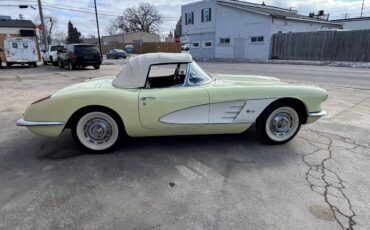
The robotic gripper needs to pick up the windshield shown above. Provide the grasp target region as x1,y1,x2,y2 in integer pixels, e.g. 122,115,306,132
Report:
187,61,212,85
51,45,64,51
75,45,99,54
113,49,125,52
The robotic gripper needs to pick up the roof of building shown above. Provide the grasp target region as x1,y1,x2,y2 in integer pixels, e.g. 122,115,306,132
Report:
331,17,370,22
102,31,160,39
0,19,35,28
82,38,98,44
217,0,343,26
113,53,193,89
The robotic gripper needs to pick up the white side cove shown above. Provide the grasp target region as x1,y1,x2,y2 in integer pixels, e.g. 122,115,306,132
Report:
160,98,277,124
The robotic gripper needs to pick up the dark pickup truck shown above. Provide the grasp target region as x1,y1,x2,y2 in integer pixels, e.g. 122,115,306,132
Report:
57,44,101,70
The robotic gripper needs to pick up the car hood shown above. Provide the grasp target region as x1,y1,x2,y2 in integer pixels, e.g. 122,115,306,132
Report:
54,76,115,95
212,74,285,85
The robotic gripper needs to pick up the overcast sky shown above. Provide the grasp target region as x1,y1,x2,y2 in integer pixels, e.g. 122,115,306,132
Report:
0,0,368,37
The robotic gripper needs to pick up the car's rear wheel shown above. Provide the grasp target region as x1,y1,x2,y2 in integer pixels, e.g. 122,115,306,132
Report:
257,104,301,144
72,111,121,152
94,65,100,70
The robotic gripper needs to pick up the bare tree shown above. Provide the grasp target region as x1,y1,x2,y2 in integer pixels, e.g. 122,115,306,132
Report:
110,2,162,33
33,15,58,44
52,31,67,44
46,16,57,43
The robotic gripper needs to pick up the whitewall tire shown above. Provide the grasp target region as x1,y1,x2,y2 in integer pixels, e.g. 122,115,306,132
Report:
73,111,120,152
257,104,301,144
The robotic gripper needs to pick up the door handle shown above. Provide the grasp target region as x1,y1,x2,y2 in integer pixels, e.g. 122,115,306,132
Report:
141,97,156,101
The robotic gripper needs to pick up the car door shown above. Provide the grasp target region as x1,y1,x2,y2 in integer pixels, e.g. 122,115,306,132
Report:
138,64,209,129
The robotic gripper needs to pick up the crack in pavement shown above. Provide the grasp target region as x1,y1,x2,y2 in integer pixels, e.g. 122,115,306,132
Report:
299,129,365,230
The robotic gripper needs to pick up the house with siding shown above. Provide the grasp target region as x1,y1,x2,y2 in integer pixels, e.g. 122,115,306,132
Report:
181,0,343,60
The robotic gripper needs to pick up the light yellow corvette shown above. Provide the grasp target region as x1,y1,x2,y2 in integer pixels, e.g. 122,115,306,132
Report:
17,53,328,152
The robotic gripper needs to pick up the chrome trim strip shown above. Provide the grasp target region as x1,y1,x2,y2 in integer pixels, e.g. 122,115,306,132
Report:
308,110,328,117
16,118,65,127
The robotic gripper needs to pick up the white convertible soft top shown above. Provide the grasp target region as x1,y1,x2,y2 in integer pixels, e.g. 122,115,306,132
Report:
112,53,193,88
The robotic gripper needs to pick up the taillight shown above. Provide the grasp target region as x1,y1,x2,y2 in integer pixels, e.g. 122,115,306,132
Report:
31,95,51,105
71,53,77,60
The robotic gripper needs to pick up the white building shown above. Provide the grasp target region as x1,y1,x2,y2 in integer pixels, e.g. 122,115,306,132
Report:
331,17,370,30
181,0,342,60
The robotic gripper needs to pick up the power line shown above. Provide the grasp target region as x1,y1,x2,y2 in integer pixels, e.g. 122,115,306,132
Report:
0,3,179,22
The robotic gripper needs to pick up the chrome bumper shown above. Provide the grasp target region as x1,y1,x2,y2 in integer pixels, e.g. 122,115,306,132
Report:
16,118,65,127
308,110,328,117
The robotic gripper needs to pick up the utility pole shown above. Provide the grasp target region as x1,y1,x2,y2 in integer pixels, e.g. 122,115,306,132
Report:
37,0,48,49
361,0,365,17
94,0,102,59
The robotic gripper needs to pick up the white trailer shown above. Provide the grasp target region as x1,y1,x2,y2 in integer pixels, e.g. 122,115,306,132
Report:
4,37,38,67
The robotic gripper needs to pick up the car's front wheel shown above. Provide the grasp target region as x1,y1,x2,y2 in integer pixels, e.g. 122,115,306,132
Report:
257,104,301,144
72,111,121,152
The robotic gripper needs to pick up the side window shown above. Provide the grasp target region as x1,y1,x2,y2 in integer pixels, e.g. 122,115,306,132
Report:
185,12,194,25
192,42,200,48
219,38,230,45
201,8,212,22
250,36,264,44
203,41,213,48
146,63,188,89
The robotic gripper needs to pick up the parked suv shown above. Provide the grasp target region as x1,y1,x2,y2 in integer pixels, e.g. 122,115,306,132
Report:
58,44,101,70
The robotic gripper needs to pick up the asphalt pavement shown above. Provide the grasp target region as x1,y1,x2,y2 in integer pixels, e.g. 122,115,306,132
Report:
0,62,369,230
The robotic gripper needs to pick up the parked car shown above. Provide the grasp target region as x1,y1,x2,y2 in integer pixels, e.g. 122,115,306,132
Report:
3,37,38,67
124,44,134,54
16,53,328,152
181,44,190,51
42,45,65,66
106,49,127,59
57,44,101,70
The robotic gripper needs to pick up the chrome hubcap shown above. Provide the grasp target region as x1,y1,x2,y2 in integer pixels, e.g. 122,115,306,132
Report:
83,118,112,144
270,112,293,137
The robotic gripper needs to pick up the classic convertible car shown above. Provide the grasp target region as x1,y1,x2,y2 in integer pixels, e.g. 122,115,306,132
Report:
17,53,328,152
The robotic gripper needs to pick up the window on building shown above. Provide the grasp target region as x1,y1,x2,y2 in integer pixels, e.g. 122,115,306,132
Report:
250,36,264,43
201,8,212,22
192,42,200,48
203,41,213,48
185,12,194,25
219,38,230,45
